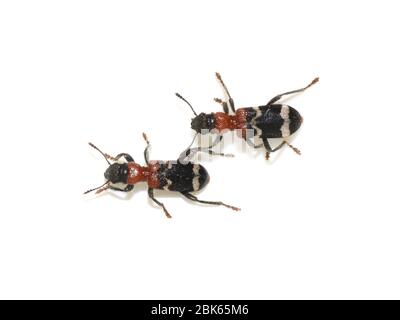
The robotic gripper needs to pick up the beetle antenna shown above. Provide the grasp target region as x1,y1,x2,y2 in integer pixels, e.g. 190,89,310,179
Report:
83,181,110,195
175,93,198,116
88,142,111,165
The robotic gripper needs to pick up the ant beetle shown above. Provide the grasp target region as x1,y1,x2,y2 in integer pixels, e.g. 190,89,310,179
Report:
176,73,318,160
84,133,240,218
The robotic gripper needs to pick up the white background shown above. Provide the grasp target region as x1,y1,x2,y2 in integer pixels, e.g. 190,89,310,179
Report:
0,0,399,299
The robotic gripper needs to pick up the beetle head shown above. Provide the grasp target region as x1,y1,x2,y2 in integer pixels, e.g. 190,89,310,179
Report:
191,113,215,134
104,163,129,184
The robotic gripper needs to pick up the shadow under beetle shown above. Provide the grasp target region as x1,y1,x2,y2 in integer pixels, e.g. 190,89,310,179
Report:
176,73,319,160
84,133,240,218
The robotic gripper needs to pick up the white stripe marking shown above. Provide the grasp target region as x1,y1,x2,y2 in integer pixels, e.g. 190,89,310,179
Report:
192,164,200,191
280,105,291,137
192,176,200,191
163,178,172,190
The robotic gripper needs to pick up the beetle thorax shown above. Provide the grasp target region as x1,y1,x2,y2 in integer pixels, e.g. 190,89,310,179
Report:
126,163,147,185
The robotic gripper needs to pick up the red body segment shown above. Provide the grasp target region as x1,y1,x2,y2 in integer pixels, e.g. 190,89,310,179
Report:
126,162,160,189
214,112,236,131
214,109,249,138
147,161,161,189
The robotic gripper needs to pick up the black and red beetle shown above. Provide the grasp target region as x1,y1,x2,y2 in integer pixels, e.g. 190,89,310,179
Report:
176,73,318,160
84,133,239,218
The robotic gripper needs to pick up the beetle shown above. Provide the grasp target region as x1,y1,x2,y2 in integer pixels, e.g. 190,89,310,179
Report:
84,133,240,218
176,73,318,160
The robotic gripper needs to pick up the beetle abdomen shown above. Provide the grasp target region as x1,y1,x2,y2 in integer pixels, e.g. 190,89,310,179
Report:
157,162,209,192
255,104,302,138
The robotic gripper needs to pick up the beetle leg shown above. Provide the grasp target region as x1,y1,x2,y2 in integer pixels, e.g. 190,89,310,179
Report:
267,77,319,106
142,132,151,165
214,72,235,114
148,188,172,218
182,192,240,211
243,136,264,149
178,135,233,163
284,141,301,155
214,97,230,114
262,138,301,160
